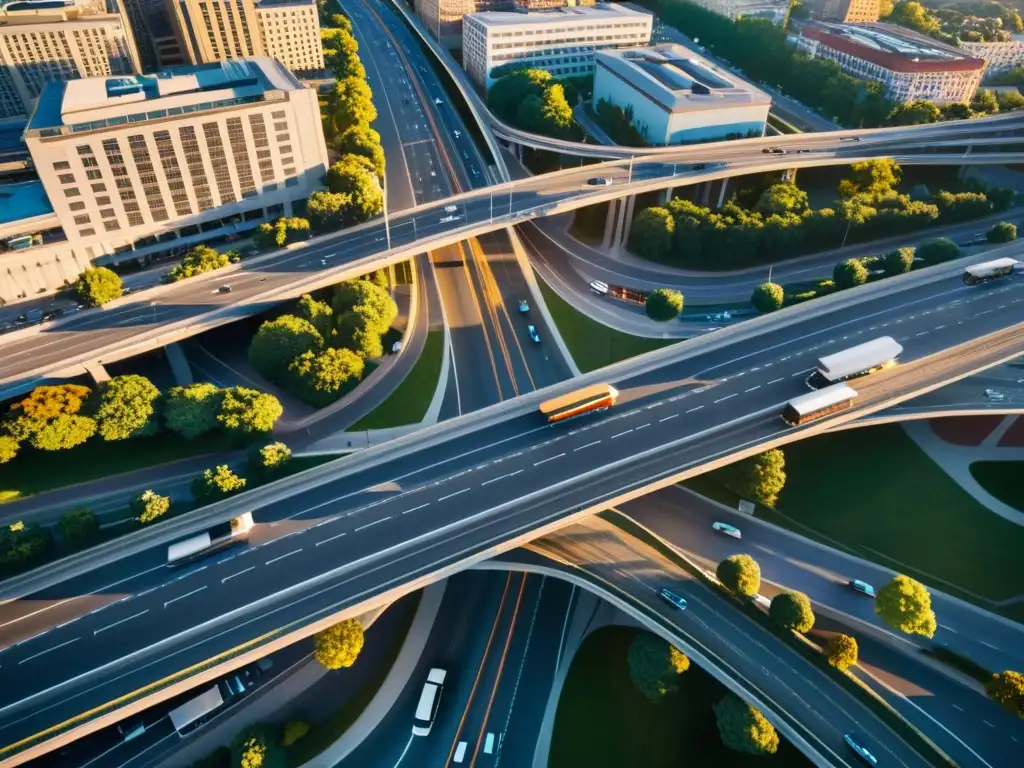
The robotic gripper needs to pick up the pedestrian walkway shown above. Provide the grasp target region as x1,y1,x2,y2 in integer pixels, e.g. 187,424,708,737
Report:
903,418,1024,525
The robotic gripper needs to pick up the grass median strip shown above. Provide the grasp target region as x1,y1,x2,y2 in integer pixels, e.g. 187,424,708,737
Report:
536,278,675,372
349,329,444,430
601,510,957,768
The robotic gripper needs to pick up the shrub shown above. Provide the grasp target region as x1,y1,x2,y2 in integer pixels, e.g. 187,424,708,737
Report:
716,554,761,598
833,258,868,290
875,575,937,637
0,521,54,568
58,508,99,548
826,634,858,671
645,288,684,322
132,490,171,524
314,618,365,669
986,670,1024,718
769,591,815,634
0,435,18,464
627,632,690,701
248,442,292,482
751,282,784,313
916,237,961,265
281,720,311,747
75,266,123,307
713,693,779,755
882,247,915,276
987,221,1017,243
191,465,246,504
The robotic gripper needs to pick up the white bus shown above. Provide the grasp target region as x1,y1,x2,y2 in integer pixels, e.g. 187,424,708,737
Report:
807,337,902,389
963,257,1018,285
412,668,447,736
168,686,224,735
782,384,858,426
166,513,254,566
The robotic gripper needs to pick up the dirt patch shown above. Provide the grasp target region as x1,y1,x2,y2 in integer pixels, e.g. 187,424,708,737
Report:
928,416,1005,446
997,416,1024,447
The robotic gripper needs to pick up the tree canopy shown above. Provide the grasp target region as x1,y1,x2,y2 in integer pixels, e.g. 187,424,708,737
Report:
75,266,123,307
325,155,383,225
645,288,684,322
132,489,171,524
314,618,365,669
755,183,808,215
230,724,285,768
751,282,784,313
289,347,365,407
833,258,869,290
335,125,385,178
916,236,961,265
164,382,222,439
3,384,93,444
89,374,161,441
0,435,18,464
255,217,310,250
627,632,690,702
826,634,858,671
629,207,674,262
165,245,232,282
306,191,354,234
0,521,54,569
713,694,779,755
249,442,292,481
882,247,915,276
216,387,283,435
249,315,324,384
720,449,786,507
769,591,815,634
875,575,937,637
986,670,1024,719
717,554,761,598
988,221,1017,243
58,508,99,548
192,465,247,504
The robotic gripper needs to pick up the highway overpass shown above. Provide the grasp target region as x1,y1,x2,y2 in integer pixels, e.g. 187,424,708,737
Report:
2,132,1024,399
0,257,1020,762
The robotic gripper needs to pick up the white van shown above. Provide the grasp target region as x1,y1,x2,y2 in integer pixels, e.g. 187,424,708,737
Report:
412,668,447,736
589,280,609,296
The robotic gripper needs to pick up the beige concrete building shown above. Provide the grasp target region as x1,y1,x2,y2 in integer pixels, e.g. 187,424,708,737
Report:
172,0,323,74
120,0,191,71
23,58,328,269
414,0,591,45
0,0,141,121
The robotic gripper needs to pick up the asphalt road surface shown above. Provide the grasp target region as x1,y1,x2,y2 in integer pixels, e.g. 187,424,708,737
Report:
2,270,1020,754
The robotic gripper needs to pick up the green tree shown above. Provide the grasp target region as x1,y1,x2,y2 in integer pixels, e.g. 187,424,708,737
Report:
3,384,92,442
230,724,285,768
713,694,779,755
826,633,859,671
940,102,973,121
0,435,18,464
248,441,292,481
75,266,123,307
539,83,574,137
989,186,1016,212
217,387,283,436
255,217,310,250
289,347,365,407
164,382,222,439
875,575,937,637
334,125,385,178
751,282,785,313
333,279,397,335
769,590,815,633
645,288,684,322
132,489,171,524
628,207,674,262
887,100,941,126
249,315,324,384
971,89,999,115
281,720,310,747
916,236,961,265
58,507,99,548
833,258,869,290
627,632,690,702
488,68,552,124
848,159,901,199
191,465,247,504
717,554,761,598
31,414,96,451
720,449,786,507
334,307,385,359
328,76,377,135
294,294,334,338
326,155,383,224
882,247,915,276
754,183,808,215
986,670,1024,718
314,618,365,669
90,374,161,441
306,191,353,233
165,245,231,282
987,221,1017,243
0,521,54,568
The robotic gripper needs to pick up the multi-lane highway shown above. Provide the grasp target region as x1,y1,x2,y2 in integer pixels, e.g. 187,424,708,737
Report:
2,106,1023,397
1,259,1020,759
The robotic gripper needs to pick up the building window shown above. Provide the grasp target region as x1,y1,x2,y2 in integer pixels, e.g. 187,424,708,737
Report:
64,187,80,197
79,227,95,237
69,201,86,211
100,208,116,218
77,144,93,155
58,173,75,184
73,214,90,225
53,160,70,170
91,182,107,192
86,169,103,180
103,220,120,232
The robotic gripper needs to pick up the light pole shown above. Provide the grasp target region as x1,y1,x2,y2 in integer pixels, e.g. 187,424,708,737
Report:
489,188,493,222
508,182,513,216
628,155,634,184
383,177,391,250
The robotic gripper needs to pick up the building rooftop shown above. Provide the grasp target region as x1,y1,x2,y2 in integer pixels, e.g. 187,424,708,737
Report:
595,44,771,113
799,21,986,72
26,58,301,137
0,180,52,224
467,2,650,27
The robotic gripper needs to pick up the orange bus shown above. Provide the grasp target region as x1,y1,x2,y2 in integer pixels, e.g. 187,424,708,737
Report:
539,383,619,423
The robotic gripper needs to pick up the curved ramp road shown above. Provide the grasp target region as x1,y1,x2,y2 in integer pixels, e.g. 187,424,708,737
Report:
0,269,1021,758
2,126,1024,397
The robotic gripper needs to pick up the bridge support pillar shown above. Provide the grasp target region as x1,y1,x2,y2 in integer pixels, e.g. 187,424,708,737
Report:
516,142,524,162
83,360,110,388
782,168,797,183
602,199,619,250
164,342,194,386
620,194,638,247
611,195,630,249
716,178,729,209
699,181,712,206
660,186,674,205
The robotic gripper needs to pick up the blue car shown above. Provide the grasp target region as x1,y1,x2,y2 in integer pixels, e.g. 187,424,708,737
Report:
518,299,529,313
527,324,541,343
659,587,687,611
848,579,876,598
844,733,879,765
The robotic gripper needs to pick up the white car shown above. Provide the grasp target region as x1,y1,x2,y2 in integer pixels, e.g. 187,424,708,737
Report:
984,389,1006,401
412,668,446,737
433,98,443,105
712,522,742,539
453,130,461,139
444,204,458,213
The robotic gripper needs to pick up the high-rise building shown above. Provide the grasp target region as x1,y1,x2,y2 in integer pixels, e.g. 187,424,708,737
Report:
414,0,590,45
172,0,323,74
682,0,789,24
795,22,986,105
120,0,190,71
804,0,879,24
0,0,142,121
24,58,328,265
961,35,1024,77
462,3,653,88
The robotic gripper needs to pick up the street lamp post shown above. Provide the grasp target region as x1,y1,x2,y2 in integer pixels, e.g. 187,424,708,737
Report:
383,177,391,250
628,155,634,184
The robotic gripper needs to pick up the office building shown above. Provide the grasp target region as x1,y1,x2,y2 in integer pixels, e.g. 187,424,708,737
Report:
462,3,653,88
121,0,190,71
172,0,323,74
794,22,985,104
682,0,789,24
592,44,770,145
23,58,328,269
414,0,592,45
803,0,878,23
0,0,142,121
961,36,1024,77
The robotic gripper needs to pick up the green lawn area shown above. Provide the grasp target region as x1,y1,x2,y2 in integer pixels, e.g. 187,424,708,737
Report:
537,278,676,373
751,425,1024,603
969,462,1024,512
549,625,810,768
0,430,239,503
349,329,444,431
